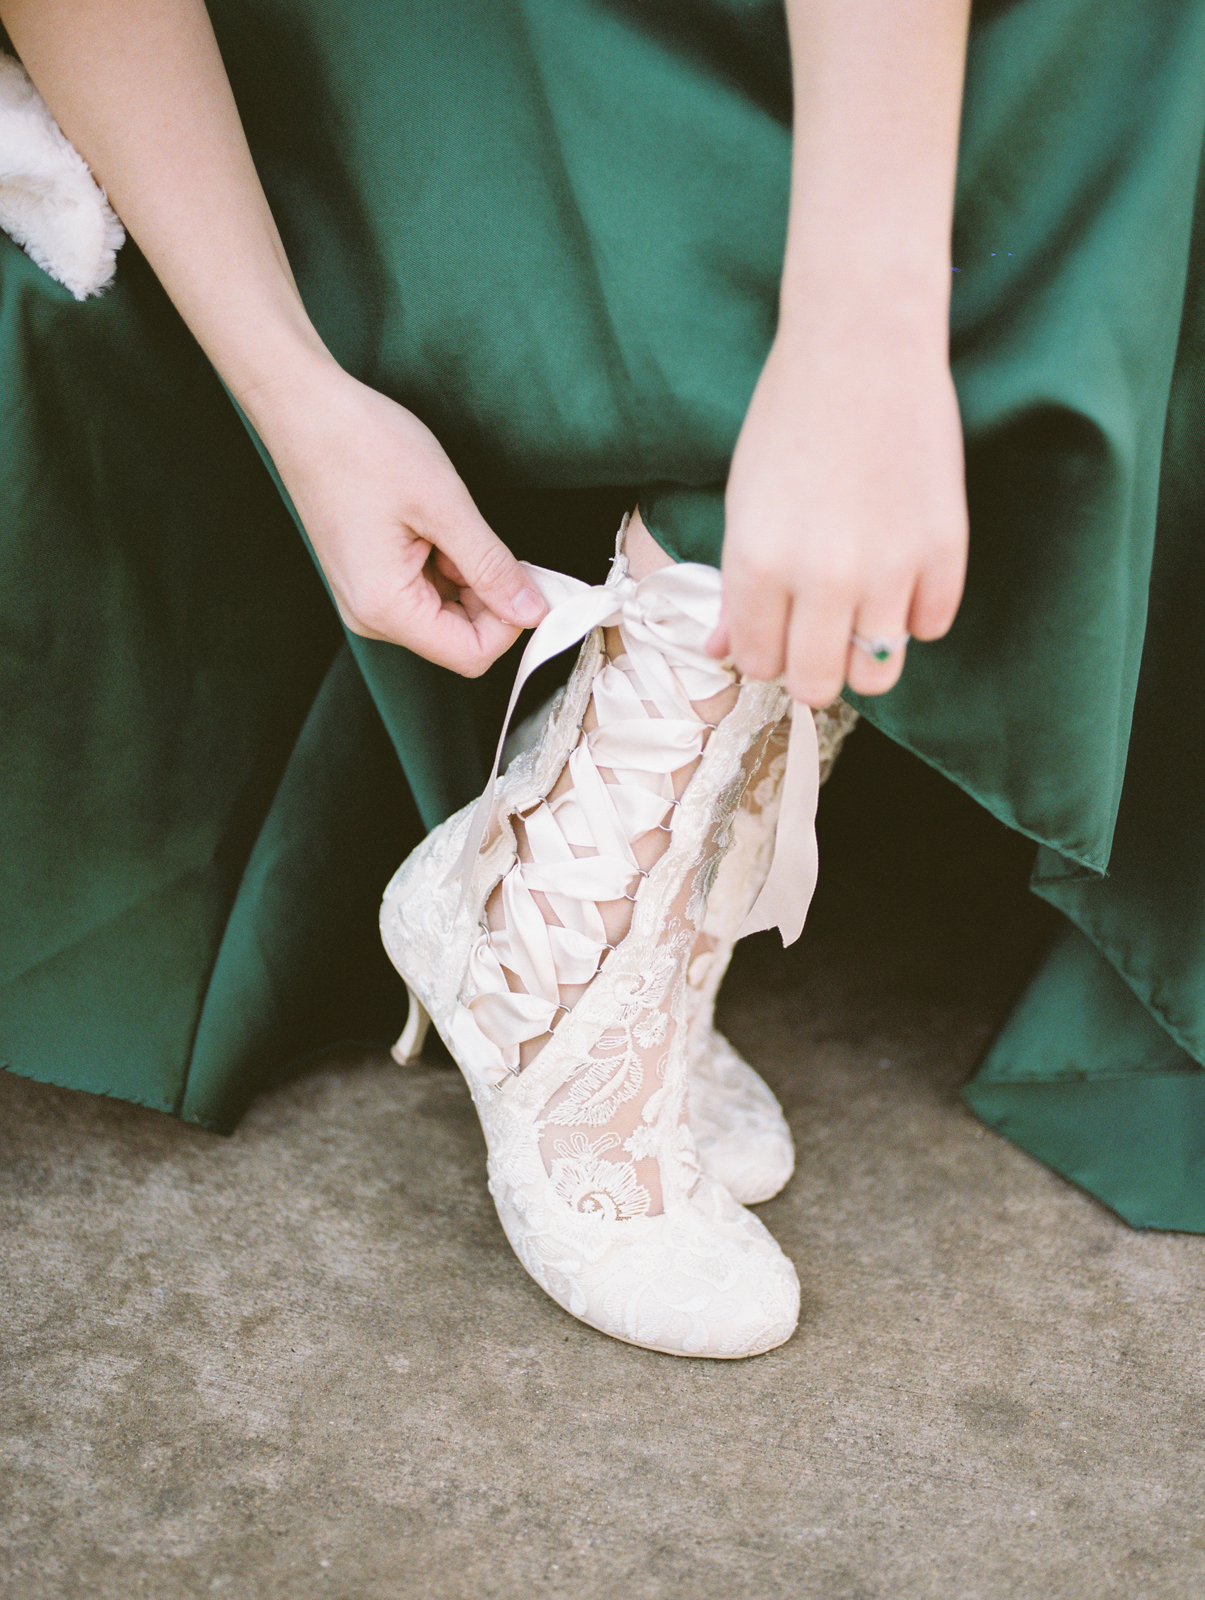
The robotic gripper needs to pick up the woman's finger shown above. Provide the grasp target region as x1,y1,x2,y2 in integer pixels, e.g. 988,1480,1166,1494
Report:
332,535,522,675
721,558,791,681
845,593,914,695
908,543,966,641
432,492,547,629
372,562,522,677
784,588,856,707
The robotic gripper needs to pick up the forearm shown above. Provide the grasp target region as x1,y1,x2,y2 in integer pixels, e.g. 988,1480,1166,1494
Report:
0,0,332,411
1,0,547,669
780,0,971,350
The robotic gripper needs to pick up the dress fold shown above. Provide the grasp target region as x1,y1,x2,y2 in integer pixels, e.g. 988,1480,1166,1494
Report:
3,0,1204,1224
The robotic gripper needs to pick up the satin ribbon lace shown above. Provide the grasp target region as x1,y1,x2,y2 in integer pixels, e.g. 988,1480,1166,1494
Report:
445,554,820,1092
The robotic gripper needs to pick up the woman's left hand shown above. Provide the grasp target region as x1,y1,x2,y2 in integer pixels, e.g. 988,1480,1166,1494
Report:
708,312,969,707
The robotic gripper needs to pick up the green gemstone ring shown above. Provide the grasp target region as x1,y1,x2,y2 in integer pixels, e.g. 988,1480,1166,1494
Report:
851,630,910,663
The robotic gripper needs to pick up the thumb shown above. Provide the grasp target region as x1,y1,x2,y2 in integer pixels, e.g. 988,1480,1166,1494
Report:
705,618,732,660
436,500,547,628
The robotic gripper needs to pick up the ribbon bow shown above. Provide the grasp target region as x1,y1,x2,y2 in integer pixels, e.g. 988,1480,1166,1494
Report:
447,556,819,947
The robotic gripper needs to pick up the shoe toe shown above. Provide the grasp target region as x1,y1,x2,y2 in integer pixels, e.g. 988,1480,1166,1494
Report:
584,1179,801,1358
690,1034,796,1205
696,1126,796,1207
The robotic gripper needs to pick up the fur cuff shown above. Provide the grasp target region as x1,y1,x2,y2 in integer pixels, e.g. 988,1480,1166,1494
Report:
0,52,124,300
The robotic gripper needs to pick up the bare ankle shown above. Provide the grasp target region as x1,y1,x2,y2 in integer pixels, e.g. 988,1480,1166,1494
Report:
623,507,675,581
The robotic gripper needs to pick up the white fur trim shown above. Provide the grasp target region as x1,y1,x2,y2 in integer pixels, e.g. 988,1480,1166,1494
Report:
0,52,124,300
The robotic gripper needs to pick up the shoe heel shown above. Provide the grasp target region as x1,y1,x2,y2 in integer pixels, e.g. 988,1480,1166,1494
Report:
391,986,431,1065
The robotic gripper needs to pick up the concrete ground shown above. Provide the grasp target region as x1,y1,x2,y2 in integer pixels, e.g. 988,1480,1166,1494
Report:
3,726,1203,1600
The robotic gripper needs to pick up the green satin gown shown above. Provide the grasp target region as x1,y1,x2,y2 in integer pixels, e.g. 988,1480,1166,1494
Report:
3,0,1204,1231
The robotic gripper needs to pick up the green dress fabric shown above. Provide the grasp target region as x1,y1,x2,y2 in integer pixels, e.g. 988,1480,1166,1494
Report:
2,0,1204,1228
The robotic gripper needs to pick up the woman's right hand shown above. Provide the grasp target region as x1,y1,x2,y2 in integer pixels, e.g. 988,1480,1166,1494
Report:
242,360,548,677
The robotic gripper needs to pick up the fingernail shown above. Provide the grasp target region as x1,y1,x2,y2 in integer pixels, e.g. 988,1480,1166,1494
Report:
512,588,544,624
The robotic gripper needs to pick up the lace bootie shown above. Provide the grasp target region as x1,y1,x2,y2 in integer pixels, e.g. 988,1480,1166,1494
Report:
685,701,859,1204
381,542,822,1357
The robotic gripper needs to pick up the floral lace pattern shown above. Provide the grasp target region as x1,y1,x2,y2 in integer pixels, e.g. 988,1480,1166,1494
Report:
378,549,808,1356
456,568,752,1219
548,1132,652,1220
684,697,859,1203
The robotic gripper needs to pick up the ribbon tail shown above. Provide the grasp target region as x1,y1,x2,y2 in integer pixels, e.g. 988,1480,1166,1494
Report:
442,563,619,906
737,701,821,947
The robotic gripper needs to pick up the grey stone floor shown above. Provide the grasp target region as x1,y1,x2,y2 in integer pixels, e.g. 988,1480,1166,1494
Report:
3,728,1203,1599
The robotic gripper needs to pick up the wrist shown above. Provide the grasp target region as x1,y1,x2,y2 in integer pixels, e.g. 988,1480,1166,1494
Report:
232,339,346,445
773,281,952,370
780,228,951,328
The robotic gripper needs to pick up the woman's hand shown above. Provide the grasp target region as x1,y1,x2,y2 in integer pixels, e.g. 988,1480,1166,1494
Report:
711,314,968,706
247,361,546,676
710,0,973,707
